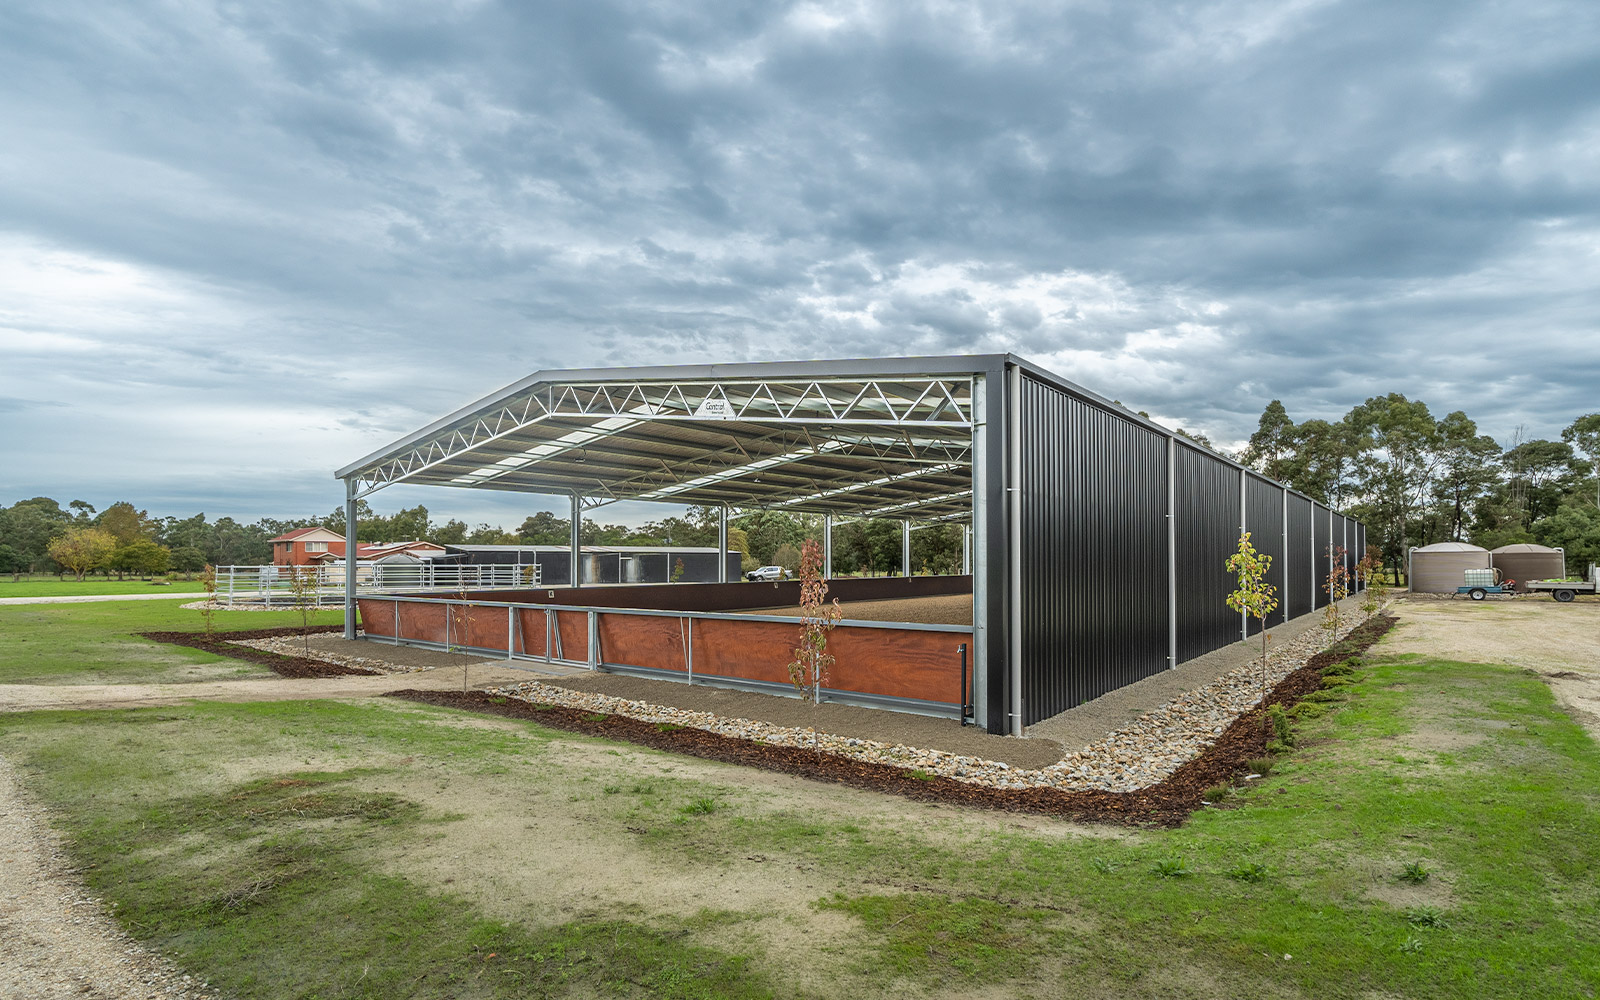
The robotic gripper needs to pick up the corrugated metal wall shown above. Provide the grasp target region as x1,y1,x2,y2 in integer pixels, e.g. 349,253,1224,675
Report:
1246,475,1288,633
1174,445,1244,662
1285,495,1314,617
1017,374,1169,724
1313,505,1332,608
1005,365,1369,730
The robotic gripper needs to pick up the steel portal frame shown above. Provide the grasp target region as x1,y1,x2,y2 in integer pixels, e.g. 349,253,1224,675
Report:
337,355,1367,733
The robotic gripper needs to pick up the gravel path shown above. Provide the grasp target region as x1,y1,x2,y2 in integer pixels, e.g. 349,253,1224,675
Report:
0,593,200,606
492,604,1380,793
0,754,216,999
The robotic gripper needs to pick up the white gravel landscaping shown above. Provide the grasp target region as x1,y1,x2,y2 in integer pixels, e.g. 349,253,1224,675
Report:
488,610,1379,794
231,636,433,674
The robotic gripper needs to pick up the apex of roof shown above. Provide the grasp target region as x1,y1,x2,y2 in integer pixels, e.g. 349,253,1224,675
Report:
268,526,342,543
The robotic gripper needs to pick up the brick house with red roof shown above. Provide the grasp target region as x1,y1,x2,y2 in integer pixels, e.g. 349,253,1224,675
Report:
268,527,444,567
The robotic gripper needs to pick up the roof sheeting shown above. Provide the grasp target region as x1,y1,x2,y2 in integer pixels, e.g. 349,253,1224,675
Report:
336,357,985,519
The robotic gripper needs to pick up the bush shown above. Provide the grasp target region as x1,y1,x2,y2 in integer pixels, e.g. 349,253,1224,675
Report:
1266,739,1293,755
1289,702,1325,720
1245,757,1274,776
1202,784,1230,803
1321,675,1353,688
1304,690,1343,703
1265,704,1295,745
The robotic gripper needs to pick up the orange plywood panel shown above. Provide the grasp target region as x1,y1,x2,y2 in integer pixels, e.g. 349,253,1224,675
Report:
596,613,690,673
554,609,589,661
690,618,802,686
515,607,551,658
395,601,449,645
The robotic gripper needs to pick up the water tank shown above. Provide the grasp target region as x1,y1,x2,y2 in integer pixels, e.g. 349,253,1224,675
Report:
1490,543,1566,592
1408,542,1492,594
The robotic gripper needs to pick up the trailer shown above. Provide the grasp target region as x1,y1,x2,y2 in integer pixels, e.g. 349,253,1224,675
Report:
1526,577,1599,603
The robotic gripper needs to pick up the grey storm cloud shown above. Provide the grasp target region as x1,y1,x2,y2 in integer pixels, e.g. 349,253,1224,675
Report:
0,0,1596,523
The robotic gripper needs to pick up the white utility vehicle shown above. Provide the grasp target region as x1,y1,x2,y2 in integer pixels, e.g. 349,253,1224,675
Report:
745,565,788,582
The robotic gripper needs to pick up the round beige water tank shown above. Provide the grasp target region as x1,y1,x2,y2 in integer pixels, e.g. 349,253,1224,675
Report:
1409,542,1492,594
1490,543,1566,592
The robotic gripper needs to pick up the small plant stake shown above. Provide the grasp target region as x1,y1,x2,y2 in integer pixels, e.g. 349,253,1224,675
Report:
1226,532,1280,699
787,538,842,753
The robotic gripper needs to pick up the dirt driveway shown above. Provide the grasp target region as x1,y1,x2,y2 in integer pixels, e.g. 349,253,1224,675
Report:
0,661,538,713
1385,596,1600,739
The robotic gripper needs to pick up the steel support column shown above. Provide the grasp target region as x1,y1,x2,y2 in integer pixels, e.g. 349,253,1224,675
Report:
1240,469,1249,640
1167,436,1177,668
343,477,358,640
902,520,912,578
962,524,970,576
823,514,833,579
717,505,728,583
1007,363,1023,736
1281,487,1290,625
570,494,582,588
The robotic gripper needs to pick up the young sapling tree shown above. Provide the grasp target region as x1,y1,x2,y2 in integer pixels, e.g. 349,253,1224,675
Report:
199,564,219,640
1226,531,1280,699
286,565,319,657
787,538,842,752
1324,545,1350,635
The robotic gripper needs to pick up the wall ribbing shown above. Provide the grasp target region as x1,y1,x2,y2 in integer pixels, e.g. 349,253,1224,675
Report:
1016,375,1169,724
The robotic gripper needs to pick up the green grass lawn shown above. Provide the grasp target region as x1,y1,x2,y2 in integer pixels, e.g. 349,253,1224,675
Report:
0,599,345,685
1,634,1596,998
0,575,211,597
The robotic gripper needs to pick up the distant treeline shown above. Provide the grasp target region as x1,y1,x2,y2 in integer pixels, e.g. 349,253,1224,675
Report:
0,498,968,580
1235,396,1599,576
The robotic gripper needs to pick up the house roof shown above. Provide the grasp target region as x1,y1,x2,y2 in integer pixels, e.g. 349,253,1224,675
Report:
268,526,344,543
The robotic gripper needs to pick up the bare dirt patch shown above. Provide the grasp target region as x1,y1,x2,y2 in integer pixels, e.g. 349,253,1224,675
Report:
1386,598,1600,741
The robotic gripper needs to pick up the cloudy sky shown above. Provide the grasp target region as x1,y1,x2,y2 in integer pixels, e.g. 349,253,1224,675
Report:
2,0,1596,527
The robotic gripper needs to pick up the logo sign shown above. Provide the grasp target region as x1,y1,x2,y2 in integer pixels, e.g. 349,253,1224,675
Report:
694,398,735,419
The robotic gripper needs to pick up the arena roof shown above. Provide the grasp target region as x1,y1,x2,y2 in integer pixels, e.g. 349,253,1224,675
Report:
336,357,997,521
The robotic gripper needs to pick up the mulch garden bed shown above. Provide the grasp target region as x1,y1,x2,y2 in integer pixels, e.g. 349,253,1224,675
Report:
390,614,1398,827
138,626,380,679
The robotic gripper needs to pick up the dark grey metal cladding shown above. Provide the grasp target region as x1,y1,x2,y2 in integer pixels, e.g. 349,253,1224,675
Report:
1016,374,1168,725
1313,505,1332,608
1245,475,1287,633
1174,445,1240,663
1286,494,1314,618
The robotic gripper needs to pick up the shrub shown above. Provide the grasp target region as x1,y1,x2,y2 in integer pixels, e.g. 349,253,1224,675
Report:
1202,784,1230,803
1321,675,1353,689
1245,757,1274,776
1289,702,1325,720
1304,690,1343,703
1265,704,1295,745
1266,739,1293,755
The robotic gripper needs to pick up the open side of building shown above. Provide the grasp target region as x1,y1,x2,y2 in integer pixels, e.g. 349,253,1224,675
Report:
336,355,1365,735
